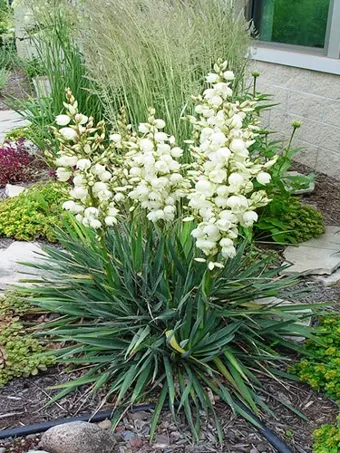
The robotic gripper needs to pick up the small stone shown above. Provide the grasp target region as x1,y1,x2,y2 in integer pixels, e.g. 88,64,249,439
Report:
39,421,117,453
154,434,170,448
250,449,259,453
257,444,268,452
4,184,26,198
129,411,150,421
129,437,143,449
0,448,7,453
170,431,181,442
121,430,136,441
98,419,112,430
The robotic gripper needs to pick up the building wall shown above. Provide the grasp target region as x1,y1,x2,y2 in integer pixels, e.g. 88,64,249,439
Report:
251,60,340,180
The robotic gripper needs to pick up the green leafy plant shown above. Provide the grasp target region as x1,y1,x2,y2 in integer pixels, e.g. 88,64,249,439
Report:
256,196,325,244
25,57,46,78
23,221,316,440
292,315,340,403
313,416,340,453
0,181,67,242
0,291,55,386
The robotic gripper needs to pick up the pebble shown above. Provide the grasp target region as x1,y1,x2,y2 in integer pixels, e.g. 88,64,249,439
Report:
257,444,268,452
97,419,112,430
121,430,136,441
0,448,6,453
129,411,150,421
154,434,170,448
129,437,143,449
170,430,181,442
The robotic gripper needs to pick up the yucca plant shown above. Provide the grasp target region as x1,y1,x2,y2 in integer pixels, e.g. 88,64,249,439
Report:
23,220,316,440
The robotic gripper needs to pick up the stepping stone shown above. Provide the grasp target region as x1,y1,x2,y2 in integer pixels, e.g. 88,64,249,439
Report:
282,226,340,276
284,171,315,195
0,110,29,144
312,268,340,287
0,241,45,290
4,183,26,198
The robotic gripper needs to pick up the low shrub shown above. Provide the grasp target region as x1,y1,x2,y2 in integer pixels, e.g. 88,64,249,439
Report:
313,416,340,453
256,196,325,244
0,67,9,92
23,222,316,439
0,292,55,386
0,139,47,187
292,315,340,402
0,181,67,242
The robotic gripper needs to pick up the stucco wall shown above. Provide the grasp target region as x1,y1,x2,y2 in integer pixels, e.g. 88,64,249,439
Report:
251,60,340,180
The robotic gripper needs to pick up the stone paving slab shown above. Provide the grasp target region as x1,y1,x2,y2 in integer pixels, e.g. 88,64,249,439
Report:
0,241,45,290
282,226,340,276
312,268,340,287
0,110,29,143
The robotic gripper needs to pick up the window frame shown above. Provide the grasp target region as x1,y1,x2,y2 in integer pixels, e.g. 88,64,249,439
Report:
248,0,340,75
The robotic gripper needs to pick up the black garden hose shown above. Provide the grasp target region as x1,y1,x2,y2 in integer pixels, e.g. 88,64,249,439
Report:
0,402,293,453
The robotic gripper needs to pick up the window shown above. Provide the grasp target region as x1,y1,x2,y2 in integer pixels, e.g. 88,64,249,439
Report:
252,0,331,49
249,0,340,74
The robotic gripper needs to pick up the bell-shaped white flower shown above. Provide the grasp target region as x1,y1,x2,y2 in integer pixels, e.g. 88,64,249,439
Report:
56,167,72,182
256,172,271,185
77,159,91,170
59,127,78,141
56,114,71,126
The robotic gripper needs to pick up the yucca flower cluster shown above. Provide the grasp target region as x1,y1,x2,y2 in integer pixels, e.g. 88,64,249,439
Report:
53,62,277,267
186,60,276,263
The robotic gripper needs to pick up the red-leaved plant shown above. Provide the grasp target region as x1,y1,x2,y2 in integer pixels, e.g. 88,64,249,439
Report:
0,139,47,187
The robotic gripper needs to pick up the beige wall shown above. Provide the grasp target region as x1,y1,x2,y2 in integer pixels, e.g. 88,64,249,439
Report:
251,60,340,180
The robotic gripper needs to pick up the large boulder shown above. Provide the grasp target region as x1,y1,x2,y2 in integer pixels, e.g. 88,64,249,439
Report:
39,421,117,453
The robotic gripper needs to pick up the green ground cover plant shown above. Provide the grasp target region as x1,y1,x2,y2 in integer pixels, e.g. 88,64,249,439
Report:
0,181,67,242
312,416,340,453
292,315,340,403
0,292,55,386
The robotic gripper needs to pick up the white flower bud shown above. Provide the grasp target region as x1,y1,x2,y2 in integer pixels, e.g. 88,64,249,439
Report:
228,173,244,186
59,127,78,141
256,172,271,185
138,123,150,134
92,164,106,175
206,73,219,83
109,133,122,143
56,115,71,126
77,159,91,170
56,155,78,167
99,171,112,182
93,182,108,192
56,167,72,182
223,71,235,81
105,216,117,226
154,119,166,129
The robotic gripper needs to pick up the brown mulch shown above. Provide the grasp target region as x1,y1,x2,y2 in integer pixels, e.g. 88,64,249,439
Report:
0,366,337,452
292,161,340,226
0,71,32,110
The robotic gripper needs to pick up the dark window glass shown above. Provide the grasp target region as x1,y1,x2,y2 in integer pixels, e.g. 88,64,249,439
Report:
253,0,331,48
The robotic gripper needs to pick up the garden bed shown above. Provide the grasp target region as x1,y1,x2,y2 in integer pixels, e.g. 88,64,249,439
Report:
0,164,339,452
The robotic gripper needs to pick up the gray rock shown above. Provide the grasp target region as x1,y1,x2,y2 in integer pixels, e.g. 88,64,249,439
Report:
312,267,340,287
0,448,7,453
39,421,117,453
282,226,340,276
120,430,135,441
4,183,26,198
0,241,46,290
